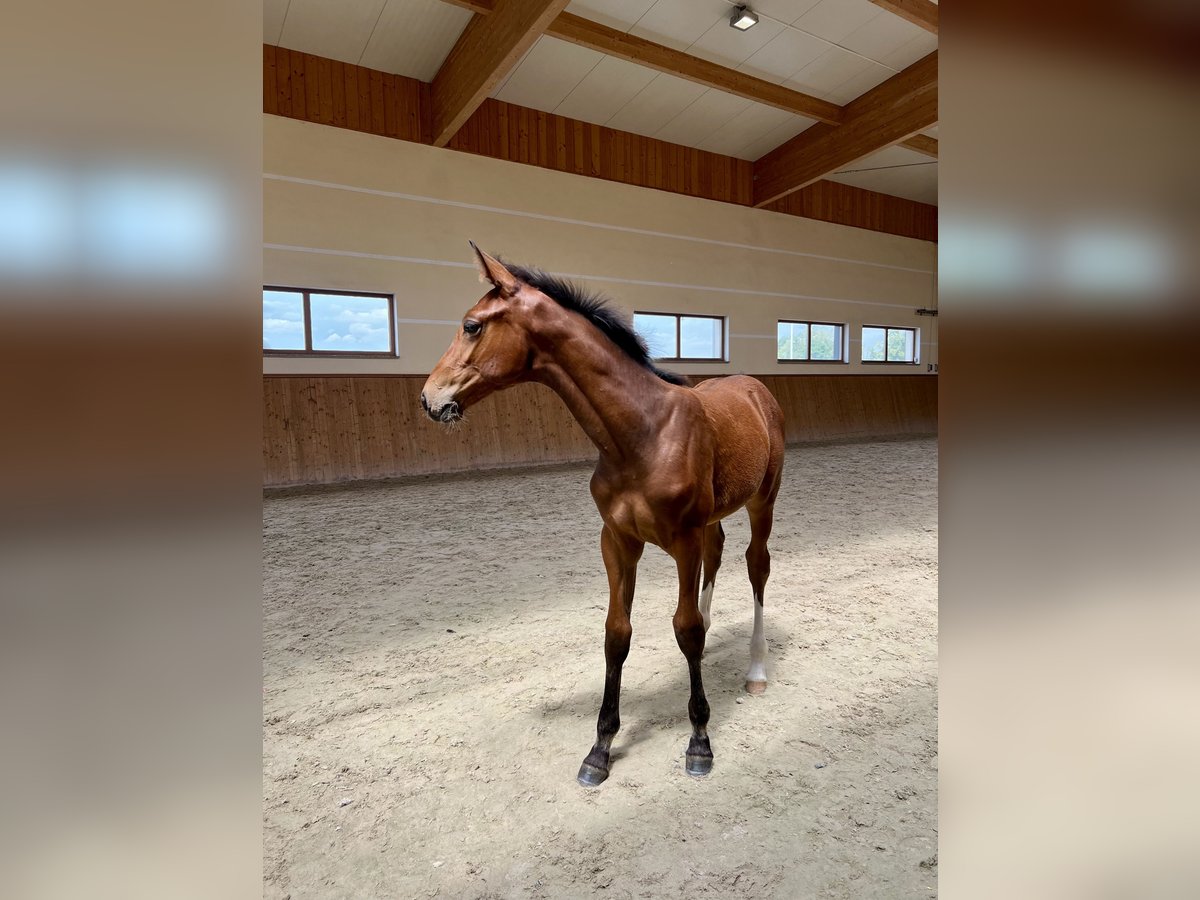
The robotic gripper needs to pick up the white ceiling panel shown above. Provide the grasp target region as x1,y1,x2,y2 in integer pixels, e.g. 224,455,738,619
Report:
491,41,539,97
783,45,877,101
793,0,883,44
278,0,387,66
606,73,708,137
848,144,931,169
687,12,786,69
748,115,815,159
825,58,893,105
700,102,804,159
698,129,764,160
838,8,927,63
495,37,605,111
737,120,806,160
628,0,728,52
360,0,472,81
655,88,752,146
828,144,937,203
736,27,829,83
565,0,658,32
264,0,289,45
828,161,938,205
878,30,938,71
923,124,938,138
555,54,658,123
750,0,823,23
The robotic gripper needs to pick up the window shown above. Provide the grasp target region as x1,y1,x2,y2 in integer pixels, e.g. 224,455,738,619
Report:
263,287,396,356
633,312,725,362
777,320,845,362
861,326,918,364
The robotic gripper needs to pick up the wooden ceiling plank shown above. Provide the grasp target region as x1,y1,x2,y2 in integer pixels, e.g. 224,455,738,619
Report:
900,134,938,157
870,0,939,35
430,0,571,147
753,52,937,207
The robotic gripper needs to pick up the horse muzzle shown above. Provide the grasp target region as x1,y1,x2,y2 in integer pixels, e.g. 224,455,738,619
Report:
419,390,463,424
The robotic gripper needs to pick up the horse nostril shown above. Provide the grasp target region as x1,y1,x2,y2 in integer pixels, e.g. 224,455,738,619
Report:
419,392,429,412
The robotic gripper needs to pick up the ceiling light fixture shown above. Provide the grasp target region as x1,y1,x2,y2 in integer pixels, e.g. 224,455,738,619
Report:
729,5,759,30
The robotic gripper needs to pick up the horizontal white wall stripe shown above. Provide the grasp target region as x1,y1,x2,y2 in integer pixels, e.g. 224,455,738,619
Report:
263,173,935,276
263,243,475,269
263,243,917,310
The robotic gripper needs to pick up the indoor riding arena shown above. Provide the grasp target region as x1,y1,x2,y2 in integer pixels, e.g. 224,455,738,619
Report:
262,1,939,896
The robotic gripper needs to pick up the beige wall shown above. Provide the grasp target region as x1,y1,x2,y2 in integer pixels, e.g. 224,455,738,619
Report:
263,115,938,377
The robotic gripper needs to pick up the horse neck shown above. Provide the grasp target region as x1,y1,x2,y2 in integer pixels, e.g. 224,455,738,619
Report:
526,305,673,463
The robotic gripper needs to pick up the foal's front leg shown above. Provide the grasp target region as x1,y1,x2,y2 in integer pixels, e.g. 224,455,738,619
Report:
577,525,643,787
671,529,712,776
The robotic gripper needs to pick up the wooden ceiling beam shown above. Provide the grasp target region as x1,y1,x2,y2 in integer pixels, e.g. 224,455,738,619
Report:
869,0,939,34
430,0,571,147
900,134,938,157
547,13,843,125
753,51,937,207
434,0,842,125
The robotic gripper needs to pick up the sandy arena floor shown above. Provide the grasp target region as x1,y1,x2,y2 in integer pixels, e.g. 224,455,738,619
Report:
264,438,938,899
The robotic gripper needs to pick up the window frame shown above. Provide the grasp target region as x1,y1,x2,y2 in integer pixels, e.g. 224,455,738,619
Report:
861,325,919,365
263,285,397,358
633,310,727,363
776,318,848,364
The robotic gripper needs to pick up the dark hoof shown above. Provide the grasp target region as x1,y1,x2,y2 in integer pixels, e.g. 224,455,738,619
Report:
685,736,713,777
577,761,609,787
578,747,611,787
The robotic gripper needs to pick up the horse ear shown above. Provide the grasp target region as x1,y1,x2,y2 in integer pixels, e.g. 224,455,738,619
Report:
469,241,519,297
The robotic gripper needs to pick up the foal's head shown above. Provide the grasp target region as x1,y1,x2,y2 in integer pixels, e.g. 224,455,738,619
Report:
420,244,537,423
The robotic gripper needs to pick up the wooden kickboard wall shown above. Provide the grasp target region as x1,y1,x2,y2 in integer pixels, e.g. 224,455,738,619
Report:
263,374,937,486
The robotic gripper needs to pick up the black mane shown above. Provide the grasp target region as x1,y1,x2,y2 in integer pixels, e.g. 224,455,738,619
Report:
503,261,690,387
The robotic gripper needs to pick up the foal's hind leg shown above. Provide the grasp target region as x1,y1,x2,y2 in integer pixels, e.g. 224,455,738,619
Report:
744,498,776,695
699,522,725,633
578,525,643,787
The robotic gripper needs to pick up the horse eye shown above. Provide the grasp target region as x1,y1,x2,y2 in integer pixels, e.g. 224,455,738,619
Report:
463,320,482,336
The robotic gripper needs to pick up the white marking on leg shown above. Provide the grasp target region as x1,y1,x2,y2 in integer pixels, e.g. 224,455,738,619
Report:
746,593,768,684
699,581,714,632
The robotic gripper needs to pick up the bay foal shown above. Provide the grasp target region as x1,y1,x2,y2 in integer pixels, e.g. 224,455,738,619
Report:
422,245,784,785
